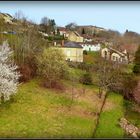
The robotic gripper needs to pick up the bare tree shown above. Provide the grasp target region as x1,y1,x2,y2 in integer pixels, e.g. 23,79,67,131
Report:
68,67,79,110
93,57,124,136
40,17,50,26
40,17,56,33
14,10,27,20
95,57,123,98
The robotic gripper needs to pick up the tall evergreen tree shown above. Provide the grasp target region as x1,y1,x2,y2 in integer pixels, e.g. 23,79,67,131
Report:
82,28,85,34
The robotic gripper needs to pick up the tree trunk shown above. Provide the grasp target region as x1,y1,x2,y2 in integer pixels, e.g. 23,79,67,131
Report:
98,87,103,98
93,89,108,137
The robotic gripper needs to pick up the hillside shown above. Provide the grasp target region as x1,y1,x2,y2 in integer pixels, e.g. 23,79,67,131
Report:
0,11,140,138
0,79,124,138
76,25,106,35
0,11,139,56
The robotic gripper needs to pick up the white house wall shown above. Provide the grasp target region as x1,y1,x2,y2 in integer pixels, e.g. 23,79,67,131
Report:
81,44,101,51
111,53,121,62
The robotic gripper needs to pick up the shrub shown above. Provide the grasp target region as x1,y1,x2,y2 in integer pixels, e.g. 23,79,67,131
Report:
67,61,93,72
121,73,138,100
26,56,38,77
80,72,93,85
133,79,140,104
43,80,65,91
18,64,32,82
133,64,140,74
36,47,69,88
83,50,88,55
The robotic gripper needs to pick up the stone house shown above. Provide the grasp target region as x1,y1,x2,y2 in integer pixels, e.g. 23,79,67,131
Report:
58,41,83,62
0,13,14,24
67,31,84,43
101,47,129,63
57,27,69,38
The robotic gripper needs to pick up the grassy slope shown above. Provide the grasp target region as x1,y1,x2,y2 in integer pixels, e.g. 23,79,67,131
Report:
83,51,99,64
124,100,140,128
94,93,124,138
0,79,96,138
0,79,124,138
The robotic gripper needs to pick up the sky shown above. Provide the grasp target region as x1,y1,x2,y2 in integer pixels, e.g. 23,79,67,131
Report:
0,1,140,34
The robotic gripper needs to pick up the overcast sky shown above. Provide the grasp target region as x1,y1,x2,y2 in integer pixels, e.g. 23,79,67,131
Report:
0,1,140,34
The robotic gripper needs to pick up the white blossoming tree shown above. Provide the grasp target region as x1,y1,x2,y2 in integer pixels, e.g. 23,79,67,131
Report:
0,41,20,102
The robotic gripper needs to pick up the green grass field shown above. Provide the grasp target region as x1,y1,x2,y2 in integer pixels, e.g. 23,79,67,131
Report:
0,79,124,138
94,93,124,138
83,51,99,64
124,100,140,128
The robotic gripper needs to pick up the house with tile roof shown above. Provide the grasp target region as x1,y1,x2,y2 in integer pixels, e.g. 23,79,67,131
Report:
67,31,84,43
57,27,69,38
57,41,83,62
101,47,129,63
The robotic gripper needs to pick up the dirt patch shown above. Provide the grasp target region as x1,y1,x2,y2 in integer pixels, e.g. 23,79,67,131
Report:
47,84,108,120
40,79,66,93
69,105,96,119
54,105,96,120
102,99,115,112
51,86,102,120
78,89,102,110
64,86,86,97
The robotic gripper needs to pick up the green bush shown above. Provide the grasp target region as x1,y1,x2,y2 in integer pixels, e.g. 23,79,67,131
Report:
47,35,64,41
133,64,140,74
83,50,88,55
80,73,93,85
36,47,69,88
67,61,93,72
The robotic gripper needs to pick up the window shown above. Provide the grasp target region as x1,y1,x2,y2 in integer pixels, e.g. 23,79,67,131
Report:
112,56,115,61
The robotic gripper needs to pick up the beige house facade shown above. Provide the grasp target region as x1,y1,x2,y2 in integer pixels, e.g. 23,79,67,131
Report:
58,42,83,62
67,31,84,43
101,47,129,63
57,27,69,38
